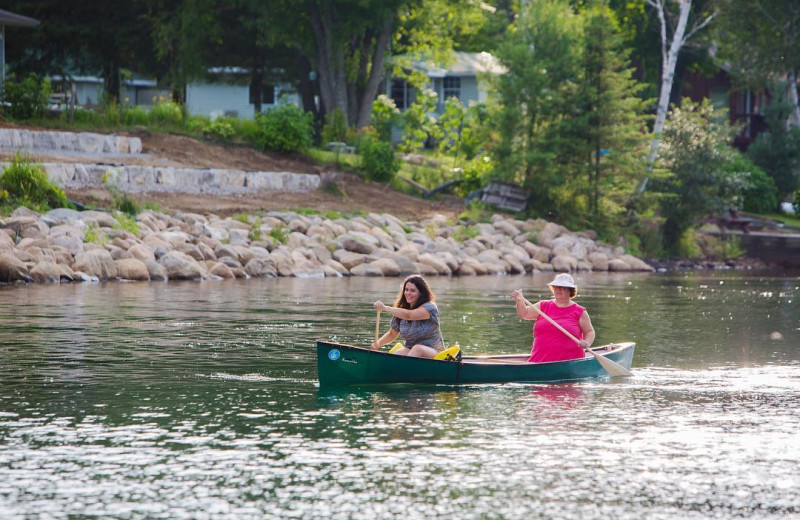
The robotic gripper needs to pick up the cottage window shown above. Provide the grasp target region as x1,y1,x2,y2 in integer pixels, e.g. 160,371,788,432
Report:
443,76,461,100
249,84,276,105
390,79,408,109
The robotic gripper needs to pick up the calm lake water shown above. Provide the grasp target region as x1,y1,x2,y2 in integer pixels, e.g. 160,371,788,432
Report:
0,272,798,519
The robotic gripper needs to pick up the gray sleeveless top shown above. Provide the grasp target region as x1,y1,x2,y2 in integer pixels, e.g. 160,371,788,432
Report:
390,301,445,350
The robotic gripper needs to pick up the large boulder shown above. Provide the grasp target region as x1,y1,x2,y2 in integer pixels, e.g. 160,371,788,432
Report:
115,258,150,281
30,261,62,283
332,249,368,270
73,249,118,280
350,262,386,276
620,254,655,272
145,260,169,281
244,257,278,277
158,251,207,280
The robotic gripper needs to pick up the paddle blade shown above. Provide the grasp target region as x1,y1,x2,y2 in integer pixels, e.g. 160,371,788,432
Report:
591,351,632,377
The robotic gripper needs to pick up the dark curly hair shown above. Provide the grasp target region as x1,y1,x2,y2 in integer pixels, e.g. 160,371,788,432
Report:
393,274,435,309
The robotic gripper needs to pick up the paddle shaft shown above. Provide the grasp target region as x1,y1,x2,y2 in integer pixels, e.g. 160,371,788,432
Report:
523,298,632,377
374,310,380,346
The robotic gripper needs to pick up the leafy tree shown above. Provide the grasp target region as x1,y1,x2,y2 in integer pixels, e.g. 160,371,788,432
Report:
636,0,716,196
746,96,800,200
304,0,486,128
437,98,484,162
4,0,156,104
567,3,650,236
725,155,779,214
143,0,221,103
399,89,439,153
714,0,800,128
1,73,52,119
486,0,582,220
652,99,746,253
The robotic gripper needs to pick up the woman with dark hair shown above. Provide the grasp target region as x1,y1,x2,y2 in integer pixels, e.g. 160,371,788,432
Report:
371,274,445,358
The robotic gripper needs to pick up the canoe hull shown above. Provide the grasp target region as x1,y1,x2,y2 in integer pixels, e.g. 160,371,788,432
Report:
317,341,635,387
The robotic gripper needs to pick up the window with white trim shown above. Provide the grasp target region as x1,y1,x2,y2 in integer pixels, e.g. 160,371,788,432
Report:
443,76,461,100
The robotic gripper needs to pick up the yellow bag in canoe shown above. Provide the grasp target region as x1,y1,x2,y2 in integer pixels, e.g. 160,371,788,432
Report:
434,345,461,361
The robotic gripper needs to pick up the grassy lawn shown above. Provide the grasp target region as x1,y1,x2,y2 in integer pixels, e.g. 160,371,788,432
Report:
764,213,800,229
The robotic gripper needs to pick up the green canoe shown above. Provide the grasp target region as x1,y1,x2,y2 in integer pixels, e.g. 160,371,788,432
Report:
317,340,635,387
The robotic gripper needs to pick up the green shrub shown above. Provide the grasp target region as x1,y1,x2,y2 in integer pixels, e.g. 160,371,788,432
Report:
457,154,493,197
205,118,235,141
321,108,348,145
249,218,263,242
85,222,109,245
371,95,400,142
102,101,123,127
0,154,71,211
114,212,140,235
2,73,51,119
453,224,480,242
123,106,150,127
400,89,439,153
149,100,184,127
269,224,289,244
720,154,779,214
102,169,139,215
229,117,260,144
66,107,98,125
255,98,313,153
185,114,210,135
458,200,493,224
361,135,400,183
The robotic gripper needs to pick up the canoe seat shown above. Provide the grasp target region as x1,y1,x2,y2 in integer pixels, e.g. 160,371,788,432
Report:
388,342,405,354
434,345,461,362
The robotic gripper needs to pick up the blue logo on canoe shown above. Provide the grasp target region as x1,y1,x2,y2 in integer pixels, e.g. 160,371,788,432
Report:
328,349,341,361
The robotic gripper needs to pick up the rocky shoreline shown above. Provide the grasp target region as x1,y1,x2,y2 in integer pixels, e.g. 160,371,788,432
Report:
0,206,655,284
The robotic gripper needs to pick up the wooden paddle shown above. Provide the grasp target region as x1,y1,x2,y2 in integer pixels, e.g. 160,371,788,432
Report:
374,309,381,346
532,304,632,377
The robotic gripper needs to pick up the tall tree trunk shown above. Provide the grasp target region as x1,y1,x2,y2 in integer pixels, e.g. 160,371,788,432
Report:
102,61,121,105
308,3,394,128
788,68,800,128
636,0,692,196
354,20,393,128
309,2,349,124
251,68,263,114
296,53,321,124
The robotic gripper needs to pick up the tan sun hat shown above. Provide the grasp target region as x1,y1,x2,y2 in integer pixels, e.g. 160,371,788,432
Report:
547,273,576,288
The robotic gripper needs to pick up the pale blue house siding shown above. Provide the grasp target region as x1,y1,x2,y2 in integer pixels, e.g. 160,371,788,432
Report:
51,75,168,107
185,83,301,119
186,83,254,119
428,76,481,111
73,81,102,106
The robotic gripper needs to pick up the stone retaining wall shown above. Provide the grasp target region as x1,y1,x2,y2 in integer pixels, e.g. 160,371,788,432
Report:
0,128,142,154
0,127,321,194
39,163,320,195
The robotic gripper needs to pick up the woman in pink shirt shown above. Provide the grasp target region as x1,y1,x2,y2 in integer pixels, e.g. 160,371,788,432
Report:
511,273,596,363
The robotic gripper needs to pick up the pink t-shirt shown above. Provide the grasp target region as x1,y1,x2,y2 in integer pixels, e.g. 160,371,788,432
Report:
528,300,586,363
